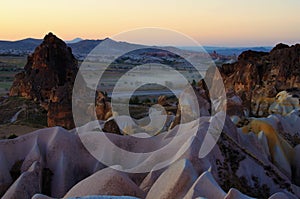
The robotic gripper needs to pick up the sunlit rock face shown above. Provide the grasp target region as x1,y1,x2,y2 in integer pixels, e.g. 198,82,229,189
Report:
239,109,300,186
241,119,293,178
269,91,299,115
220,43,300,117
94,91,112,121
9,33,78,129
10,32,78,102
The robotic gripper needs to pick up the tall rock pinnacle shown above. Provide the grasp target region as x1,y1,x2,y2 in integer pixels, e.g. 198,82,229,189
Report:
10,32,78,129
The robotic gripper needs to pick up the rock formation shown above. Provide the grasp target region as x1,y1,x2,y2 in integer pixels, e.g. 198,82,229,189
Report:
95,91,113,120
269,91,300,115
220,44,300,116
0,113,299,198
9,33,78,129
2,40,300,199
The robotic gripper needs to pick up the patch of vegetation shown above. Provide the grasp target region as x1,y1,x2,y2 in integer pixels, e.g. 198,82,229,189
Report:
129,96,140,104
0,96,47,127
142,98,152,104
0,56,26,95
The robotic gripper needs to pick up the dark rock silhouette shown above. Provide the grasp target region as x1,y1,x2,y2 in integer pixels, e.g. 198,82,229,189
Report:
10,33,78,129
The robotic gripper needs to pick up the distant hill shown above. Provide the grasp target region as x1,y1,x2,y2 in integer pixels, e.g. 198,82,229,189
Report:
0,38,102,55
68,39,103,55
179,46,272,56
65,37,83,44
0,37,272,57
0,38,42,51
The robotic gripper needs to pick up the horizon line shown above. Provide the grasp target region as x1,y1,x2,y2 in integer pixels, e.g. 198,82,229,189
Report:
0,36,288,49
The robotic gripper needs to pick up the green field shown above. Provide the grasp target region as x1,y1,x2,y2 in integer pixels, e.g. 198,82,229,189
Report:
0,55,27,95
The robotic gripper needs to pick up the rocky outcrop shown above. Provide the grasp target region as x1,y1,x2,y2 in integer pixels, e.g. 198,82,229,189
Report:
0,113,299,198
220,44,300,116
2,39,300,199
0,127,101,198
9,33,78,129
95,91,112,120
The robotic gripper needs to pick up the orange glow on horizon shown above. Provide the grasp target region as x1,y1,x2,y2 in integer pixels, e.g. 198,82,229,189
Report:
1,0,300,46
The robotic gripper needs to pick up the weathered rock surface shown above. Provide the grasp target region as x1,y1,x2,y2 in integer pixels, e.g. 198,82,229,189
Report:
184,171,226,199
0,113,298,198
1,43,300,199
0,127,100,198
9,33,78,129
64,168,145,198
146,159,198,199
220,44,300,116
224,188,255,199
2,161,41,199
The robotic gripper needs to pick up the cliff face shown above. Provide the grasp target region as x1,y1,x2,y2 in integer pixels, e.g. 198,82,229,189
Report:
9,33,78,129
220,43,300,116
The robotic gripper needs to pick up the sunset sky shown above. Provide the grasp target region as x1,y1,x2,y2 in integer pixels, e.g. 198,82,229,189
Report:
1,0,300,46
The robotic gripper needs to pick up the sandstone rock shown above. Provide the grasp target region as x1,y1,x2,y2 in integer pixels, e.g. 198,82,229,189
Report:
102,119,121,134
220,44,300,116
139,169,165,193
2,161,41,199
47,102,74,129
226,89,245,118
169,86,211,129
9,32,78,129
32,194,55,199
32,194,141,199
0,152,12,196
0,127,100,198
184,171,226,199
146,159,198,199
269,91,299,115
64,168,145,198
95,91,112,121
158,95,168,106
241,119,293,178
293,145,300,186
224,188,255,199
268,192,291,199
0,113,299,198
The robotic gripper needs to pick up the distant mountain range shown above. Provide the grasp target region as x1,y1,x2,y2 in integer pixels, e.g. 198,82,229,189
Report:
0,37,272,57
0,38,103,56
179,46,272,56
0,38,42,51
